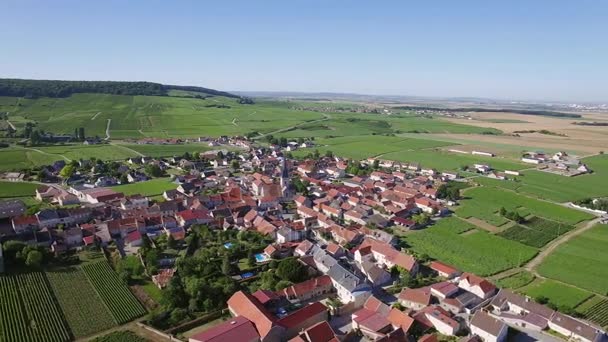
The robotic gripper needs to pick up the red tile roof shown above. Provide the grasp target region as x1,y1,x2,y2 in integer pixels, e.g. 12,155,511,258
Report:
429,261,460,276
227,291,276,338
189,316,260,342
460,273,496,294
398,288,431,306
276,302,327,329
252,290,278,305
387,308,415,333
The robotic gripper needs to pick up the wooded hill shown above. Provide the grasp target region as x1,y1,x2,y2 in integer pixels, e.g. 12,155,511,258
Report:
0,78,239,99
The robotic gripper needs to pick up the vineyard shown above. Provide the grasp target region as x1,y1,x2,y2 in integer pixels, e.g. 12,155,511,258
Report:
82,261,147,324
91,330,148,342
498,217,574,248
0,273,71,342
46,268,116,337
580,298,608,329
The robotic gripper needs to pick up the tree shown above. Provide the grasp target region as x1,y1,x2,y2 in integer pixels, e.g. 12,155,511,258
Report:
25,250,43,268
144,164,163,177
276,258,306,283
59,164,75,178
231,160,240,169
221,255,233,275
325,150,333,158
78,127,85,140
373,159,380,170
499,207,507,216
247,249,256,268
167,235,178,249
120,173,129,184
275,280,293,291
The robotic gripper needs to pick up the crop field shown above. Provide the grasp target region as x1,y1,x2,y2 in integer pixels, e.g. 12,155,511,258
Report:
457,186,592,226
82,261,147,324
402,218,537,276
0,181,39,198
519,279,592,309
577,297,608,328
0,148,59,170
111,178,176,196
474,155,608,202
0,272,71,342
537,224,608,295
46,268,116,337
498,217,574,248
91,330,148,342
495,271,535,289
292,135,453,160
381,149,526,172
117,143,218,157
35,144,139,161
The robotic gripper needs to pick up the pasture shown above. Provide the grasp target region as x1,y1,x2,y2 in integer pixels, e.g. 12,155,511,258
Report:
402,217,537,276
81,261,147,324
537,224,608,295
46,268,116,337
111,178,176,197
519,279,592,309
457,186,592,226
0,272,71,342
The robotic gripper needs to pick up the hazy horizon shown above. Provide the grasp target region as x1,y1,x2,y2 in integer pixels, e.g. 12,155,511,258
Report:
1,0,607,102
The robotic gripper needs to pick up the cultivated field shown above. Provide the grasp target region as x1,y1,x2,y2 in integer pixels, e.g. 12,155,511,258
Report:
537,224,608,295
577,297,608,329
457,186,593,226
91,330,148,342
495,271,535,289
0,181,39,198
117,143,219,157
0,272,71,342
402,218,537,276
498,217,574,248
46,268,116,337
81,261,147,324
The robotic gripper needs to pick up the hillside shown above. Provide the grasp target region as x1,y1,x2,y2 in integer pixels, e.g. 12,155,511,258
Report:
0,78,239,99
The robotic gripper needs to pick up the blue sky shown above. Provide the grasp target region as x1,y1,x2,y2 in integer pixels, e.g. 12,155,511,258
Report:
1,0,606,102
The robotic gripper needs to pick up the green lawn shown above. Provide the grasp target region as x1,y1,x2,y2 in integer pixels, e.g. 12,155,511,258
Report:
496,271,535,289
537,224,608,295
474,154,608,202
519,279,593,309
0,181,40,198
111,178,176,196
457,186,593,226
402,217,537,276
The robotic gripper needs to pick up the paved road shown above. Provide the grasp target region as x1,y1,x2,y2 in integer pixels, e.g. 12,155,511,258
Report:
105,119,111,140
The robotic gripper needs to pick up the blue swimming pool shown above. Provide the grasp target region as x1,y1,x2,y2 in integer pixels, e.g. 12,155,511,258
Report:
241,272,254,279
223,242,233,249
255,253,270,262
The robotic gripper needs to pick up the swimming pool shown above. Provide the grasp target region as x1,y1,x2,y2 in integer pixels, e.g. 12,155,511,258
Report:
223,242,233,249
255,253,270,262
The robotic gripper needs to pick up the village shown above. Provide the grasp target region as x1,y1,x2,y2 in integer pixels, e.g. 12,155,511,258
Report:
0,136,606,342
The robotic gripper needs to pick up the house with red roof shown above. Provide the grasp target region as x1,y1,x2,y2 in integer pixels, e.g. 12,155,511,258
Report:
288,321,339,342
429,261,461,279
398,288,432,310
276,275,333,303
176,209,213,227
457,273,497,299
188,316,260,342
354,238,418,275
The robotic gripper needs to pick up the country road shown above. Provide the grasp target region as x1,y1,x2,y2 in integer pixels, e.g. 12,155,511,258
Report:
105,119,111,140
254,113,331,140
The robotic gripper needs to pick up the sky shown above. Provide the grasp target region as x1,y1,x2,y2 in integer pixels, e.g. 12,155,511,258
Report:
1,0,607,102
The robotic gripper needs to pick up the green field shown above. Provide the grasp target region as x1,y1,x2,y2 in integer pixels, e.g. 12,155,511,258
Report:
519,279,592,309
576,297,608,328
475,155,608,202
402,217,537,276
117,143,219,157
81,261,147,324
0,181,39,198
537,224,608,295
111,178,176,196
381,149,526,172
46,268,116,337
457,186,593,226
0,148,60,170
498,217,574,248
495,271,535,289
91,330,148,342
0,272,71,342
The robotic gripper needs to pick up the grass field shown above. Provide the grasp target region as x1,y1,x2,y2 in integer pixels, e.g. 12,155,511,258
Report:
475,154,608,202
457,186,593,226
381,149,526,172
0,272,71,342
537,224,608,295
111,178,176,196
519,279,592,309
495,271,535,289
46,268,116,337
402,217,537,276
81,261,147,324
0,181,39,199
